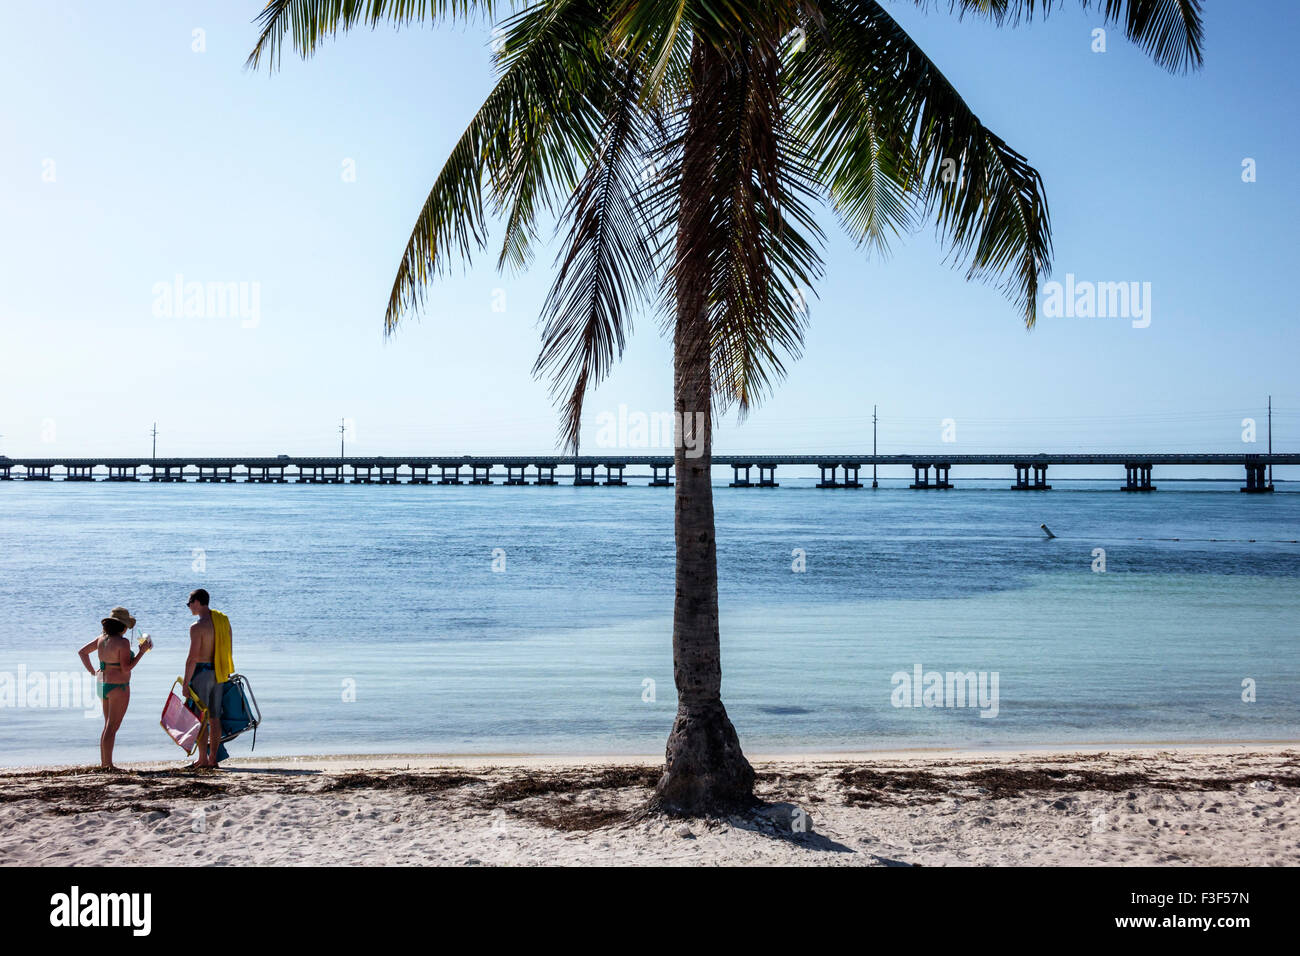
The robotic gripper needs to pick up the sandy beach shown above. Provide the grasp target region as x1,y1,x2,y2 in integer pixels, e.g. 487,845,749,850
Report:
1,744,1296,866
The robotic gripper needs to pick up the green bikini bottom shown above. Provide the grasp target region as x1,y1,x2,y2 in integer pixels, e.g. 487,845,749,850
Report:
97,682,128,700
97,651,134,700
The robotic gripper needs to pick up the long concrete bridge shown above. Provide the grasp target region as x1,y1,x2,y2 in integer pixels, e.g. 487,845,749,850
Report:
0,453,1293,492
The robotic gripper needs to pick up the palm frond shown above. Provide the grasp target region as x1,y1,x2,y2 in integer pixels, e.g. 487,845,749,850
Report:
246,0,497,72
906,0,1204,73
664,29,825,416
382,0,609,332
787,18,920,257
532,58,660,452
608,0,686,102
490,0,612,273
813,0,1052,327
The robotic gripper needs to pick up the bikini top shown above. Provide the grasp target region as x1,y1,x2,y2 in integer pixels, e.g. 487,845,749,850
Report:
97,643,136,672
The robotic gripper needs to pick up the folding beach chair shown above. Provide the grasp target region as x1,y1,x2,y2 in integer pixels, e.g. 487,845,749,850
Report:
160,679,204,755
216,673,262,750
159,674,263,756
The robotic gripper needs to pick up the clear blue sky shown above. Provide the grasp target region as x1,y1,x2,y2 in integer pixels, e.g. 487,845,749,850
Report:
1,1,1295,465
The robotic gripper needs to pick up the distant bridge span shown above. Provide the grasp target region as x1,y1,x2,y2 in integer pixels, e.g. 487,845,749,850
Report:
0,453,1293,492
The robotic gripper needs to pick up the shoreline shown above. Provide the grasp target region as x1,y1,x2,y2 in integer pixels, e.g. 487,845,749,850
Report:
3,744,1296,865
5,739,1298,774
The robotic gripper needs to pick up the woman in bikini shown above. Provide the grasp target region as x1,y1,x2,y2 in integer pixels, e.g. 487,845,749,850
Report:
77,606,151,770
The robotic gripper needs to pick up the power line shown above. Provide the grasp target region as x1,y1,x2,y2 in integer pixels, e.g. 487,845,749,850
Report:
872,404,878,489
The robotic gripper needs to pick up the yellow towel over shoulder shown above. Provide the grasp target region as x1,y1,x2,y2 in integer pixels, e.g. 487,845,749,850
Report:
211,609,234,683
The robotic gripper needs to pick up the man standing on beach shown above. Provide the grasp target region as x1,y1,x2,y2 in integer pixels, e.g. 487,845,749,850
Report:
183,588,233,770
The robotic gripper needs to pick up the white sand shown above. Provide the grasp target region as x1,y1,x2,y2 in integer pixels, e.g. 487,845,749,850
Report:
1,744,1296,866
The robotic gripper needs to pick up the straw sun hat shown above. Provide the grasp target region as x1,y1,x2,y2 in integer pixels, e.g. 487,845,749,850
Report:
103,606,136,630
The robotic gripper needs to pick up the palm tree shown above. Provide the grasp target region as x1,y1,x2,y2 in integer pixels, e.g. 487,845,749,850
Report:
248,0,1203,814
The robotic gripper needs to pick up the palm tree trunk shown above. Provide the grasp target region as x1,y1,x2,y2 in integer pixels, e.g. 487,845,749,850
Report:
650,39,756,816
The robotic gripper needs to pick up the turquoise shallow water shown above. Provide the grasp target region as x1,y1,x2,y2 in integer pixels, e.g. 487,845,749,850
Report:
0,479,1297,766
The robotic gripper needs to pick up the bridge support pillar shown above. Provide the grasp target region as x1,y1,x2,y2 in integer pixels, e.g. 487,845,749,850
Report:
909,463,931,489
842,463,863,488
246,466,284,483
470,464,493,485
603,463,627,486
0,463,10,480
1012,464,1051,490
534,463,558,485
23,465,53,481
758,464,778,488
408,465,432,485
1241,463,1273,493
504,464,529,485
351,465,374,484
151,465,186,482
437,464,463,485
574,464,597,486
650,463,673,487
376,465,400,485
933,463,952,489
107,465,137,482
65,465,95,481
817,463,841,488
730,463,753,487
198,465,234,483
1121,463,1155,492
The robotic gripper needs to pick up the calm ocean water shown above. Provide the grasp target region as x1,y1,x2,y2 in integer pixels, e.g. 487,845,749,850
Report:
1,478,1297,766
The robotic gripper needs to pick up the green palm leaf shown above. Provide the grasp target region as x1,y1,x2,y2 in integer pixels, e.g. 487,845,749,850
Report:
910,0,1204,73
701,31,825,414
379,0,609,331
533,57,660,451
807,0,1053,326
247,0,498,71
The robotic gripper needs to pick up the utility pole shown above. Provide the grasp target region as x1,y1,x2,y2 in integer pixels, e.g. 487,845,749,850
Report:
151,422,158,459
339,418,347,458
1268,395,1273,489
872,405,879,489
